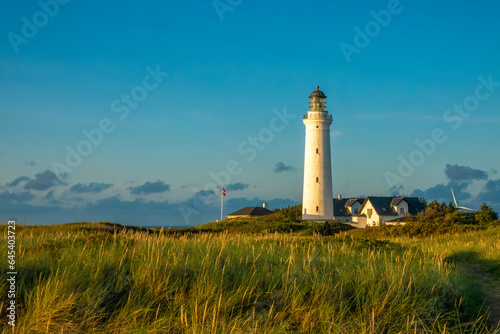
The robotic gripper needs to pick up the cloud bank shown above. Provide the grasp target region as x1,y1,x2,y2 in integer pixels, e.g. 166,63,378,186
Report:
273,162,295,173
128,180,170,195
445,164,488,181
70,182,113,194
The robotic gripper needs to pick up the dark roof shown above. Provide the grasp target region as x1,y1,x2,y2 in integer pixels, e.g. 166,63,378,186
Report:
390,197,405,206
345,198,363,207
332,199,349,216
359,197,426,216
404,197,426,215
227,206,273,217
364,197,398,216
332,198,364,216
309,85,327,99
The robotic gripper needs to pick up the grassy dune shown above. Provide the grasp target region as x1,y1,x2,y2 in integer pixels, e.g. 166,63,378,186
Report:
0,221,499,333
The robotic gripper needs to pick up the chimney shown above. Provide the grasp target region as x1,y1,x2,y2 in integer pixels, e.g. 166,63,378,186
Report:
338,195,342,200
263,202,268,209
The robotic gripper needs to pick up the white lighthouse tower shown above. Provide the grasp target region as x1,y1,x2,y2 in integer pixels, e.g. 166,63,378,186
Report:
302,86,334,221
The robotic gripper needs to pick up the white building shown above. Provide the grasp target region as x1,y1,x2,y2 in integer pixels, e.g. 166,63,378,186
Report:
330,196,425,227
332,196,364,222
302,86,334,221
354,197,426,227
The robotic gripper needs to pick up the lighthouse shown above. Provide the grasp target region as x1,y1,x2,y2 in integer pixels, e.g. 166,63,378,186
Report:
302,86,334,221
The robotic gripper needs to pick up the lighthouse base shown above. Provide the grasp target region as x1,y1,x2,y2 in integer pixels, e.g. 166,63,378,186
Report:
302,213,332,222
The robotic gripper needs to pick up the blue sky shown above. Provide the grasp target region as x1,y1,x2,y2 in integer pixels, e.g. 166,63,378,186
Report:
1,0,499,226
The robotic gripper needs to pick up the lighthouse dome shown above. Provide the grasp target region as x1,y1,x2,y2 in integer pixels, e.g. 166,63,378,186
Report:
309,85,327,98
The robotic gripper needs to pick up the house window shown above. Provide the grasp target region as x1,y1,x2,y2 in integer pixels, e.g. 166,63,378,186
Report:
354,208,359,215
367,208,372,218
316,177,319,183
400,208,405,215
316,206,319,212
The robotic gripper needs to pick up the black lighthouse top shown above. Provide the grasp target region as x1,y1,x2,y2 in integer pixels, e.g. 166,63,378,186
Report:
309,85,327,99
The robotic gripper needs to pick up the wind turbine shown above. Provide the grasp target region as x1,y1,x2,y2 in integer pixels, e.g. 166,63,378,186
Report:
451,188,478,212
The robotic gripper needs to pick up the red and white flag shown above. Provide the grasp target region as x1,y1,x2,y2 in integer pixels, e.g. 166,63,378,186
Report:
222,188,226,196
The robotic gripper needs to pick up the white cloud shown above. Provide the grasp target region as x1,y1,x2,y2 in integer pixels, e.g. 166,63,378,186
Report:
331,131,342,138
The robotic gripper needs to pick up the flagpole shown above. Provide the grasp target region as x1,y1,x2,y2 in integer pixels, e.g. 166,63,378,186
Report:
220,188,224,221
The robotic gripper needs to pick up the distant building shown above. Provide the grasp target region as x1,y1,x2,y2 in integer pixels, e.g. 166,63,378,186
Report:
226,203,273,219
332,195,364,223
354,196,426,227
330,196,425,227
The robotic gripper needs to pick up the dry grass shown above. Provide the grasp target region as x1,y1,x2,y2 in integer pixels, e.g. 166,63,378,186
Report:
0,223,498,333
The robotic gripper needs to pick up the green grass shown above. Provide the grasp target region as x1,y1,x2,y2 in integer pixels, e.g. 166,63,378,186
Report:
195,218,354,235
0,221,499,333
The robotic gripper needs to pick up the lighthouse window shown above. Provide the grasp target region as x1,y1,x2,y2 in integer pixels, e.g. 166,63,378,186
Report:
316,206,319,212
316,177,319,183
316,126,319,128
316,148,319,154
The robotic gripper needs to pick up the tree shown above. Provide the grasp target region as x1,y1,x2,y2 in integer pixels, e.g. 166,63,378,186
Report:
475,203,499,224
417,200,476,225
446,202,455,214
419,197,428,207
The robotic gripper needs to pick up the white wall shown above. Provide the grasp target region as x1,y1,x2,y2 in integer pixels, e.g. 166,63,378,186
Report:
394,201,409,216
302,110,333,221
360,199,410,226
360,201,390,226
351,216,367,228
349,202,362,215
